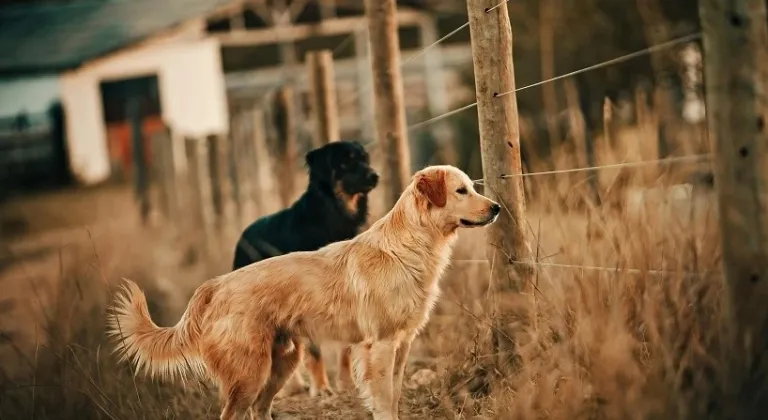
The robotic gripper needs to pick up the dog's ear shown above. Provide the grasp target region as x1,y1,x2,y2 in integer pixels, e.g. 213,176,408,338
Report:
305,146,332,170
416,169,447,208
305,146,334,184
305,148,321,167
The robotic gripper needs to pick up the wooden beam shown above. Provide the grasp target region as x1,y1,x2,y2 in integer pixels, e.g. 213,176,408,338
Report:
365,0,412,207
230,2,246,31
215,11,423,47
700,0,768,360
306,50,341,145
320,0,337,20
288,0,310,21
249,0,273,25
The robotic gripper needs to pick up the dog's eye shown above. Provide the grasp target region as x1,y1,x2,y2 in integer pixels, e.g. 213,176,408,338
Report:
456,187,468,195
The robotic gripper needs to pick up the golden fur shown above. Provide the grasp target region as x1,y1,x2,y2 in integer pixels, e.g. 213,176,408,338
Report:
107,165,499,420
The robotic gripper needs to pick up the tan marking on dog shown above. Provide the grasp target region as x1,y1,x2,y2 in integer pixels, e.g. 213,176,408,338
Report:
334,181,363,216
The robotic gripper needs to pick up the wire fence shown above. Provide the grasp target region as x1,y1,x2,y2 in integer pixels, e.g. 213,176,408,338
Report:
308,3,711,186
472,154,711,184
406,31,703,133
452,259,718,278
337,5,710,279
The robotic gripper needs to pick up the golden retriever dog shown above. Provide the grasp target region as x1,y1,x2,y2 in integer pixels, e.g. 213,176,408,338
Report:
107,165,500,420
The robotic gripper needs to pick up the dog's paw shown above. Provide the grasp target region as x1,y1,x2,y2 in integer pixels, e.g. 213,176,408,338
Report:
336,377,355,392
309,385,335,398
276,383,310,398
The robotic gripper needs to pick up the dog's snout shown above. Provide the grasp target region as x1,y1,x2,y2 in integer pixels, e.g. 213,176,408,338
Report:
489,202,501,215
367,171,379,184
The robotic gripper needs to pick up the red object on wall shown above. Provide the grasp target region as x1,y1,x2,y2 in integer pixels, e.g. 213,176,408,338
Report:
105,115,165,177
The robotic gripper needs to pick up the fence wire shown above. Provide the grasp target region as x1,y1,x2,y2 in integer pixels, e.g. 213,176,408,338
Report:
407,32,703,133
472,154,711,184
453,259,718,278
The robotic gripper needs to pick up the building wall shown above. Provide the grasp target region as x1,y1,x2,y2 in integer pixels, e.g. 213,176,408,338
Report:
60,38,228,185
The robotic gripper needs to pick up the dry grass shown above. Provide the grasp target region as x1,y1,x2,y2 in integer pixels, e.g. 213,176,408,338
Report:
2,118,763,420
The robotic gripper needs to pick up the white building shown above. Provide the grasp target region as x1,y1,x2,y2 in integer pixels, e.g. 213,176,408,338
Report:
0,0,234,185
0,0,470,187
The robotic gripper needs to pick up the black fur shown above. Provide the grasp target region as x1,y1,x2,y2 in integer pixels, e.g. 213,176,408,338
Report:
232,140,378,270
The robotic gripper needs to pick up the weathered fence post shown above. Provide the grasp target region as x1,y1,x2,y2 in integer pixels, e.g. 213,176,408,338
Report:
307,50,340,146
419,15,454,167
354,27,376,142
700,0,768,378
206,134,228,228
230,114,250,228
185,137,215,252
128,98,151,225
467,0,534,365
274,86,298,207
150,124,177,222
539,0,561,149
364,0,411,208
252,108,279,215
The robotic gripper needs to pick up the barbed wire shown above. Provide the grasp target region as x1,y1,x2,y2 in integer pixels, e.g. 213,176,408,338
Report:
407,32,703,133
471,154,711,184
452,259,718,278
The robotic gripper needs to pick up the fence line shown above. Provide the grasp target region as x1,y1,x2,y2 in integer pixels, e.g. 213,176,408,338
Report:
495,32,702,98
453,259,717,278
407,32,703,133
471,154,711,184
485,0,511,13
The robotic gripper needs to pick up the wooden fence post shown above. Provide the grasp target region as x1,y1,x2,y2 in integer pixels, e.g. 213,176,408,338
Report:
230,114,250,228
467,0,534,364
206,134,228,228
419,14,455,168
364,0,412,208
150,124,177,222
252,109,279,215
539,0,562,150
354,27,376,142
307,50,340,146
275,86,298,207
700,0,768,367
128,98,151,225
185,137,215,252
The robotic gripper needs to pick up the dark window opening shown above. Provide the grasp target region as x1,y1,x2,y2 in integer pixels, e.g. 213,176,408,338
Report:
99,75,161,123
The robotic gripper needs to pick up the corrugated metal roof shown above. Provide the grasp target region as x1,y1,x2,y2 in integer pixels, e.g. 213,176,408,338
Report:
0,0,234,74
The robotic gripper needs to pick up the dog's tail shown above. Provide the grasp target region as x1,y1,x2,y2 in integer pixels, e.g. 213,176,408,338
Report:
107,279,212,383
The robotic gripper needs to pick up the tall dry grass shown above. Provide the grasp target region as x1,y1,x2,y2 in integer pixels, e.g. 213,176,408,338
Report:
2,112,760,420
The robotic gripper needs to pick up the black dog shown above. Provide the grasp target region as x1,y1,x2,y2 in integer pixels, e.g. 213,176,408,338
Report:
231,140,378,395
